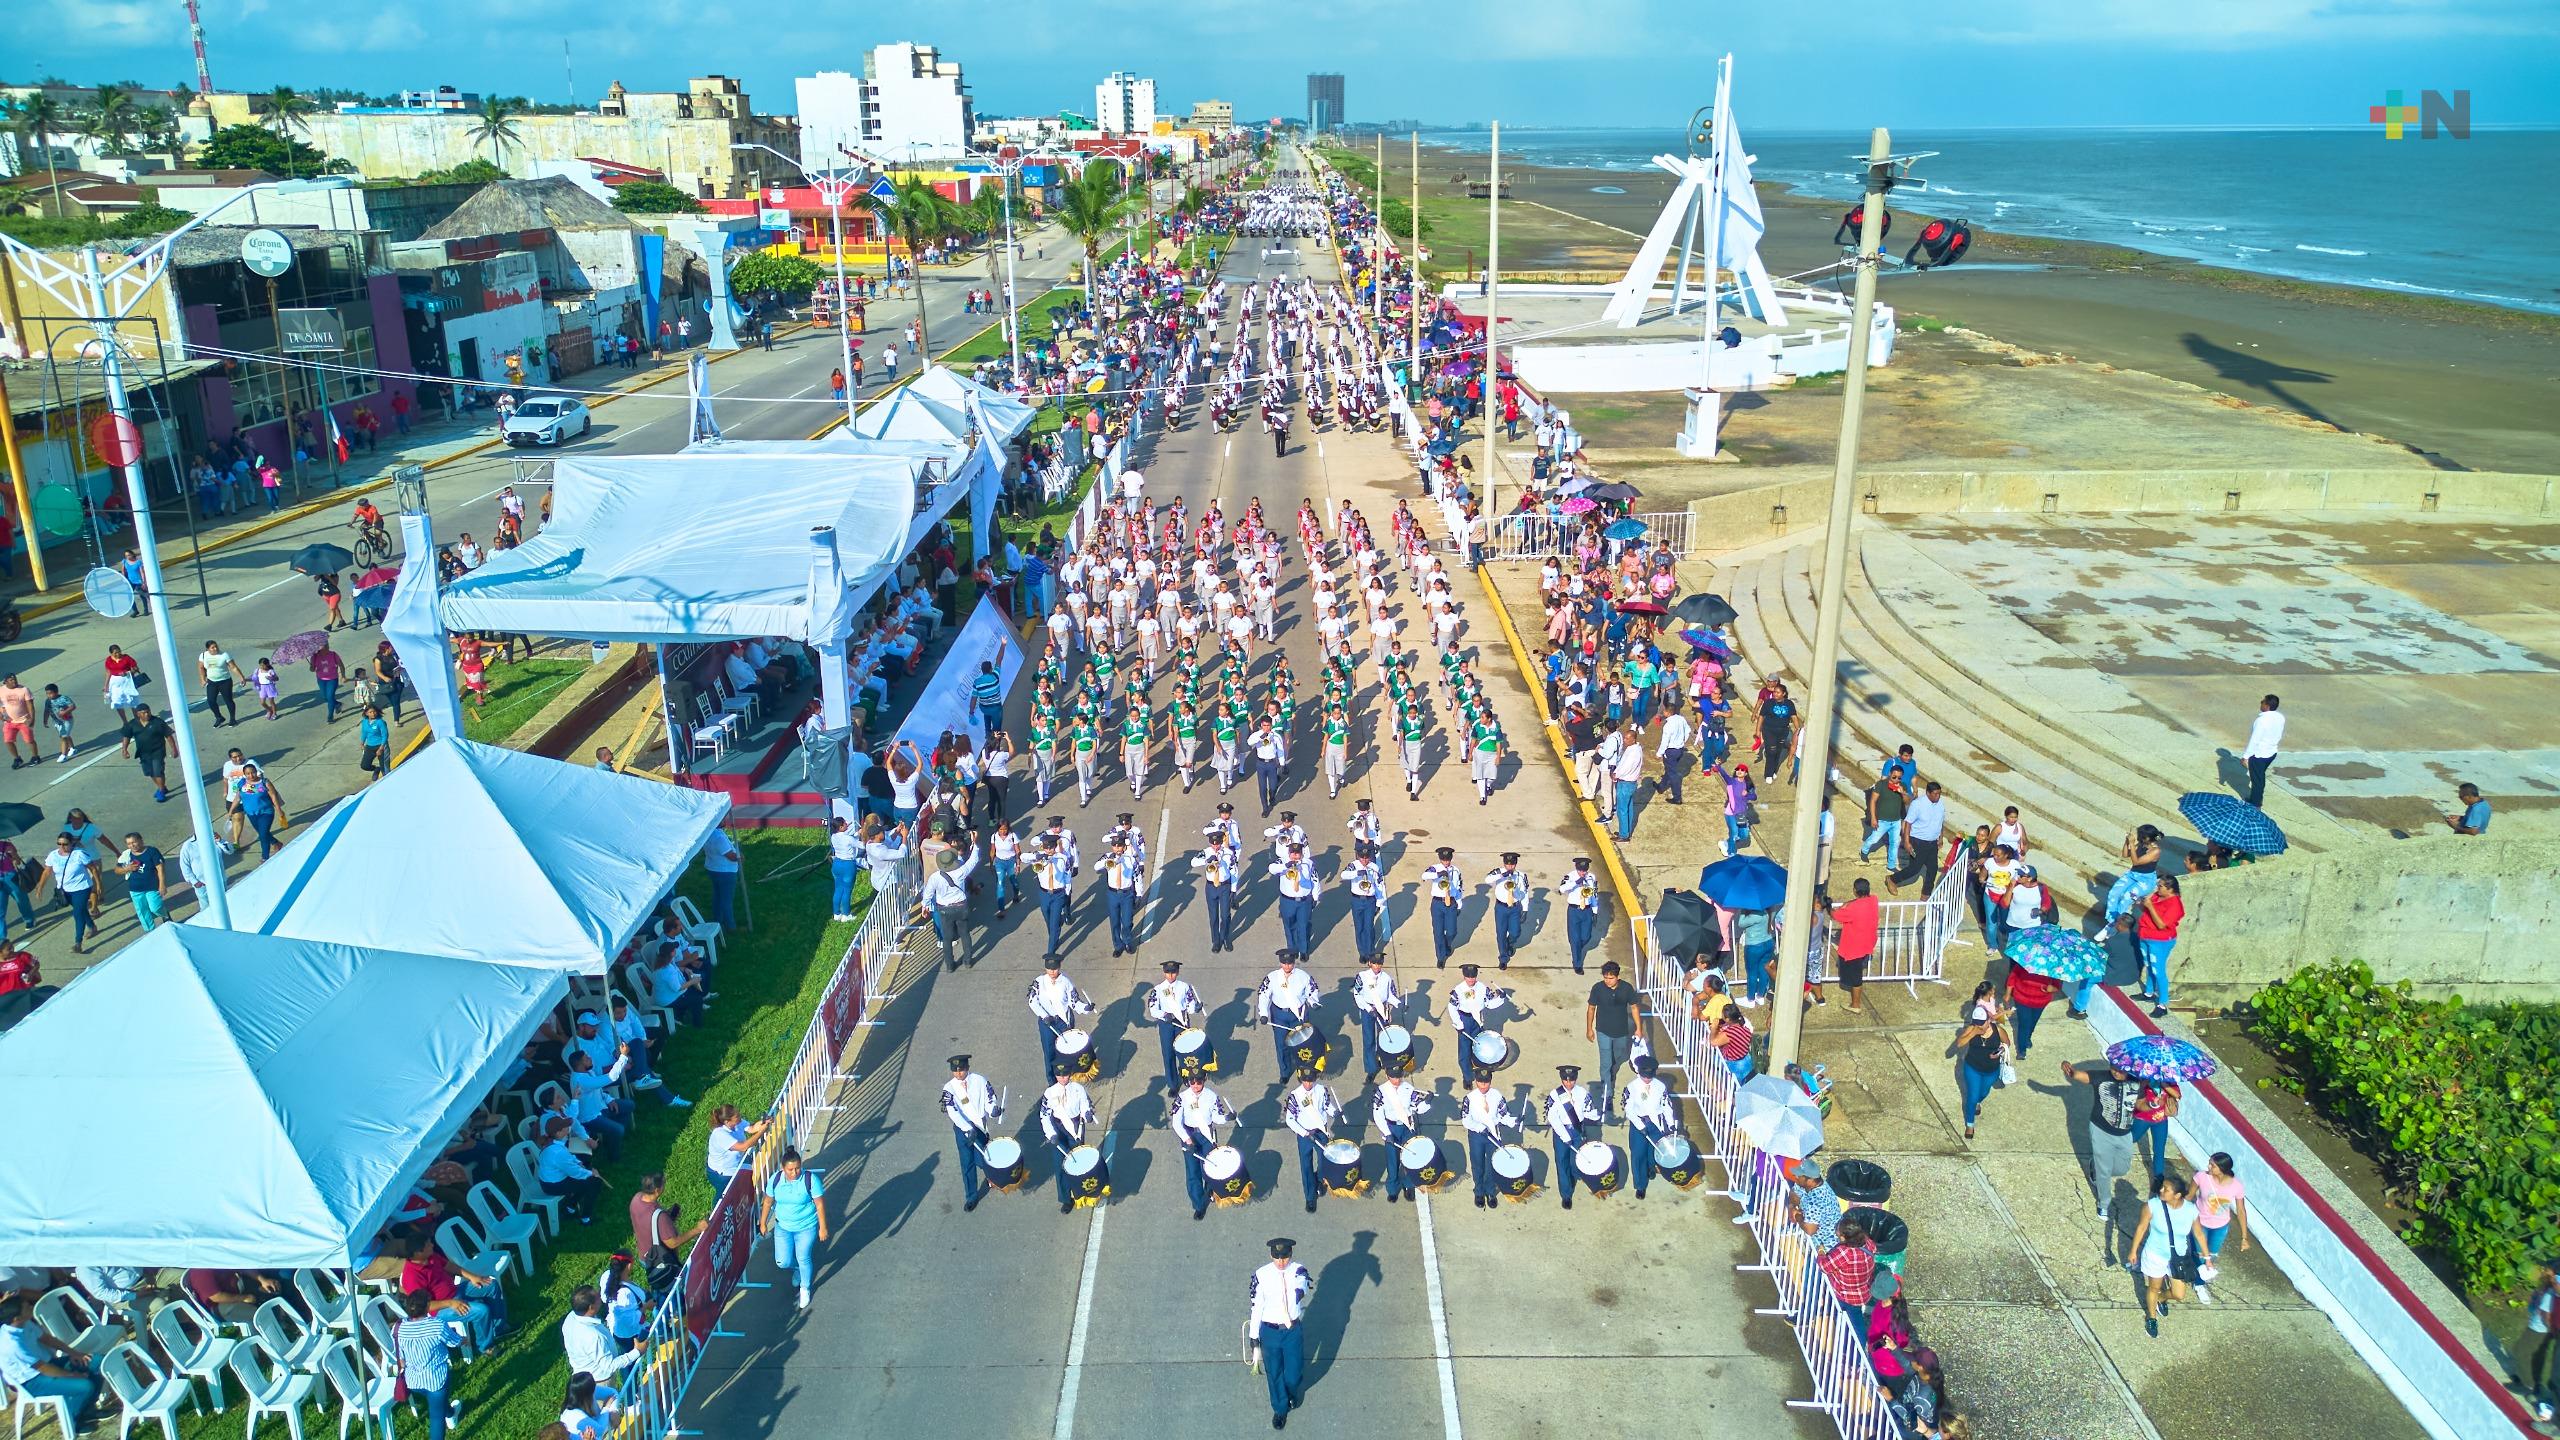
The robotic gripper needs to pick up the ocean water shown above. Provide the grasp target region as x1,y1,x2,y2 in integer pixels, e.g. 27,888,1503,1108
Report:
1423,127,2560,314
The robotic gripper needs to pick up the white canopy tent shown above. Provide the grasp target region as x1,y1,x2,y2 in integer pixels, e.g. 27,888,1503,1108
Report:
899,363,1041,446
0,925,564,1268
214,738,731,975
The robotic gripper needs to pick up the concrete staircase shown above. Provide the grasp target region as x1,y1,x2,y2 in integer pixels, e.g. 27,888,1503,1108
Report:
1720,526,2343,920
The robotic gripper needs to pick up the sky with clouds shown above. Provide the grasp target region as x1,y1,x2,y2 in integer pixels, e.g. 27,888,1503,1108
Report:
10,0,2557,128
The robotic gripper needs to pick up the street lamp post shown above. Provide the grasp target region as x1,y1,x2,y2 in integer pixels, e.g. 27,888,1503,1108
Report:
963,145,1035,389
734,141,864,427
0,175,343,927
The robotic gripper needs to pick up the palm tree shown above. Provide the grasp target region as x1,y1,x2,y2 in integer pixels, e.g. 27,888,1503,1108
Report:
9,93,69,216
135,106,182,158
81,84,139,156
868,175,961,356
260,85,314,139
466,96,522,171
1052,162,1129,299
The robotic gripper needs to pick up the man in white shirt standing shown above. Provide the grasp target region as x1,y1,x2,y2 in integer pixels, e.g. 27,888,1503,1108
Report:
2241,694,2284,809
1901,780,1949,894
1610,727,1647,842
1246,1237,1314,1427
1655,707,1694,805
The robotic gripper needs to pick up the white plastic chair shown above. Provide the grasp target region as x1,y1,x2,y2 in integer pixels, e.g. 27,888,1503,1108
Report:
504,1140,566,1234
171,1290,249,1340
435,1214,513,1288
229,1338,317,1440
249,1297,330,1375
670,894,723,963
291,1270,358,1335
98,1340,195,1440
689,719,729,767
148,1301,241,1411
467,1180,542,1272
316,1341,398,1440
9,1373,82,1439
32,1286,119,1368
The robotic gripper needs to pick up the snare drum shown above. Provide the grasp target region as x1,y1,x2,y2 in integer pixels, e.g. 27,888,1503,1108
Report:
980,1137,1029,1191
1317,1138,1365,1195
1491,1143,1535,1199
1203,1144,1252,1204
1053,1028,1099,1078
1469,1029,1510,1071
1286,1023,1330,1073
1376,1024,1416,1076
1398,1135,1447,1190
1173,1027,1213,1078
1061,1144,1111,1205
1653,1132,1707,1190
1575,1140,1626,1197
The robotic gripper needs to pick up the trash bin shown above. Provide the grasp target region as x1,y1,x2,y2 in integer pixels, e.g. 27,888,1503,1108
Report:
1846,1206,1909,1275
1827,1158,1893,1207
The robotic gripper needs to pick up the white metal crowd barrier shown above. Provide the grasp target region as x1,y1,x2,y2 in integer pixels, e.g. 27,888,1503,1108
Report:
615,852,923,1440
1483,509,1699,561
1630,916,1904,1440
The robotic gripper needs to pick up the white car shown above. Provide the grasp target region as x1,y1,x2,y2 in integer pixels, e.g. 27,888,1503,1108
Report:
503,395,592,447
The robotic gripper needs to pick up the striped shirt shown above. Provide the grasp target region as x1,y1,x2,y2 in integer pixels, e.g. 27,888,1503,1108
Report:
395,1315,457,1391
971,671,1003,708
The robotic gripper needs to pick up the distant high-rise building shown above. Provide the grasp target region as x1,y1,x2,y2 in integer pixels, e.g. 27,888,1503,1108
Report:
798,42,975,168
1306,73,1344,133
1188,100,1233,132
1095,71,1157,136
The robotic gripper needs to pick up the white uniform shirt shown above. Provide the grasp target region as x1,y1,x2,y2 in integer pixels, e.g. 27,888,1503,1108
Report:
1246,1261,1313,1337
1621,1075,1675,1135
1283,1083,1341,1138
1544,1083,1601,1144
942,1073,998,1134
1146,978,1202,1025
1171,1086,1235,1145
1270,856,1321,900
1352,968,1402,1019
1101,852,1144,892
1343,858,1382,899
1487,866,1528,908
1461,1089,1517,1135
1347,810,1383,848
1027,972,1089,1023
1424,862,1464,901
1558,869,1599,911
1258,967,1317,1024
1371,1079,1426,1136
1448,979,1492,1026
1039,1080,1095,1146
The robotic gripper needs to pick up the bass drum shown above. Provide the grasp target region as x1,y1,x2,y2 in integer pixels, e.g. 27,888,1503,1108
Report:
1376,1024,1416,1077
1491,1143,1536,1200
1469,1029,1515,1072
980,1137,1029,1192
1575,1141,1625,1198
1173,1027,1214,1079
1061,1144,1111,1207
1398,1135,1447,1191
1654,1132,1708,1190
1286,1023,1330,1074
1054,1028,1100,1079
1203,1144,1252,1204
1318,1138,1365,1195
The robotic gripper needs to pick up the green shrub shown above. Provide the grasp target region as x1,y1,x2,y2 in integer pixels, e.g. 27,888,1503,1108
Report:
2248,960,2560,1295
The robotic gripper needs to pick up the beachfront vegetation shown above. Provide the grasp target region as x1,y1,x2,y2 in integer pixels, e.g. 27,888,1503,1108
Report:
2248,961,2560,1295
612,179,705,215
728,252,823,303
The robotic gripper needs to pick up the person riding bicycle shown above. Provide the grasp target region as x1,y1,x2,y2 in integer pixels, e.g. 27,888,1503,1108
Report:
348,499,391,562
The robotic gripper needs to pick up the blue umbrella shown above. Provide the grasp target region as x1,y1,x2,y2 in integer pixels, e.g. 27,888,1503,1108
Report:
2177,791,2288,856
1604,517,1649,541
2003,927,2107,983
1678,628,1735,659
1698,855,1788,912
2106,1034,2218,1084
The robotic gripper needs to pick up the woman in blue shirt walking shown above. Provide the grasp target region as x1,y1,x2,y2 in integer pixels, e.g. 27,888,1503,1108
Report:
759,1147,829,1310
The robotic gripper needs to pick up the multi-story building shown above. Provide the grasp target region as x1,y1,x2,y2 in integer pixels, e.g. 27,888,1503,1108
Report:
1187,100,1233,132
1095,72,1156,137
797,44,975,170
1307,73,1345,133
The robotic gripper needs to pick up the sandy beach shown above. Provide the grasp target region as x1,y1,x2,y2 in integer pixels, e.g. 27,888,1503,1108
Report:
1346,142,2560,472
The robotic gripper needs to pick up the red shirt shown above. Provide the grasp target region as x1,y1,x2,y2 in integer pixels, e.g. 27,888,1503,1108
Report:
1833,895,1881,961
1715,1017,1753,1061
2136,892,2185,942
399,1252,460,1303
1819,1240,1878,1304
2007,965,2060,1009
104,652,141,679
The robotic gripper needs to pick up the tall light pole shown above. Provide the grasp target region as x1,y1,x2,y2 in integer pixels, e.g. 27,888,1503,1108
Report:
1768,127,1894,1073
1479,122,1500,524
1372,132,1384,321
0,177,344,926
1407,130,1421,402
734,141,865,427
963,145,1032,388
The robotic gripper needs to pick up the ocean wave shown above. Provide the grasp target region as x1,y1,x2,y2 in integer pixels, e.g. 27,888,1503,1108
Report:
2296,244,2369,256
1590,185,1626,194
2232,245,2273,254
1928,185,1972,195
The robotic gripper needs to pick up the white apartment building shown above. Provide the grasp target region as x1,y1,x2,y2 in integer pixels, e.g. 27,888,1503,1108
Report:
798,43,974,169
1095,72,1156,136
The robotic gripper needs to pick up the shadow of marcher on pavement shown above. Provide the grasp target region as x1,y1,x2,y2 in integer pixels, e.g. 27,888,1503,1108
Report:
1303,1229,1385,1388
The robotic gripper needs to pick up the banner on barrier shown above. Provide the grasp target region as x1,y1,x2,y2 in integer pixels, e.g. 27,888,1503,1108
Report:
819,939,868,1055
892,596,1023,749
683,1174,762,1346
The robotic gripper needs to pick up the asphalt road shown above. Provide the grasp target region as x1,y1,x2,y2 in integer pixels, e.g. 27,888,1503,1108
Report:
682,152,1822,1440
0,219,1088,977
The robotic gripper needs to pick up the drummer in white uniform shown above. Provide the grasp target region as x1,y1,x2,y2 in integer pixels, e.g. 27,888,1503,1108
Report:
1246,1238,1314,1427
1039,1060,1099,1214
1621,1054,1678,1201
1282,1066,1344,1214
1371,1071,1430,1204
941,1055,1000,1213
1257,950,1319,1074
1170,1072,1236,1221
1447,963,1494,1075
1460,1067,1521,1211
1351,952,1403,1083
1026,954,1094,1079
1542,1064,1604,1211
1146,959,1204,1087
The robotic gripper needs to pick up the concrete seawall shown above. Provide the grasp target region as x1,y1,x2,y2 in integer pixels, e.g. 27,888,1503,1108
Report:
2175,836,2560,1001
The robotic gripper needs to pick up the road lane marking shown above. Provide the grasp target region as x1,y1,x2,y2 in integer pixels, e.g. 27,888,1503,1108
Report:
228,574,301,607
46,752,111,786
1052,1181,1109,1440
1414,1190,1463,1438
